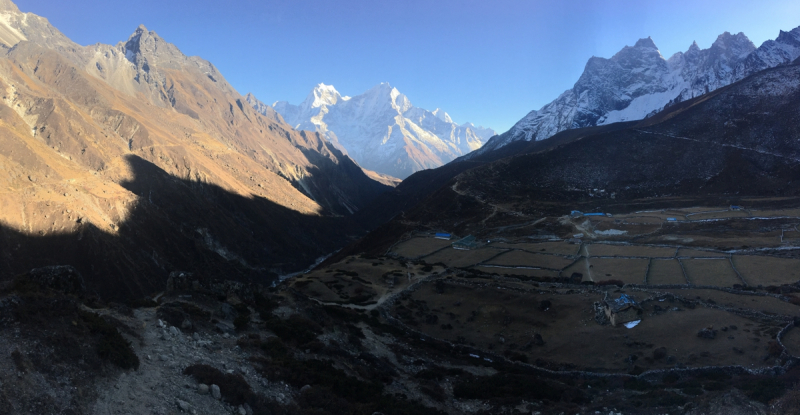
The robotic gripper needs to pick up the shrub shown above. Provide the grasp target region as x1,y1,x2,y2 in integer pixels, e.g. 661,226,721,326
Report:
596,279,625,287
263,314,322,345
184,364,254,405
741,378,786,403
80,311,140,370
234,315,251,331
453,373,571,402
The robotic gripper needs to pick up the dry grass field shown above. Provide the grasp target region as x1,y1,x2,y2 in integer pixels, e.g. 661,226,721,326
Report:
593,221,661,236
589,258,649,284
485,250,574,270
488,241,580,255
393,281,780,371
781,230,800,240
647,259,687,285
473,265,561,279
683,259,741,286
780,327,800,356
422,247,506,268
588,244,677,258
621,216,664,224
681,207,730,213
390,236,453,258
732,255,800,286
655,288,800,317
561,258,591,281
678,248,728,258
750,208,800,217
688,211,749,220
291,256,445,305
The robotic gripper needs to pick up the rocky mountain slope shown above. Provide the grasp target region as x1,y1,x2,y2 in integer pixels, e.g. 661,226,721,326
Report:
0,0,388,299
476,25,800,155
250,83,495,179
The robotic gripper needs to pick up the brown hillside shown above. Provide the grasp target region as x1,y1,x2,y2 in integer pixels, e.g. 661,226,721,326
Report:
0,3,388,298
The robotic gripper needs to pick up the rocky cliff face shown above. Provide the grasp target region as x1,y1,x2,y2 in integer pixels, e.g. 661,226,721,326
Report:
0,1,388,298
477,26,800,154
256,83,495,179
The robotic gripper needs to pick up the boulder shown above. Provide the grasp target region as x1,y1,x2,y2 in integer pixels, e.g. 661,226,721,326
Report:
697,327,717,339
220,303,238,320
211,384,221,400
166,271,194,292
176,399,190,412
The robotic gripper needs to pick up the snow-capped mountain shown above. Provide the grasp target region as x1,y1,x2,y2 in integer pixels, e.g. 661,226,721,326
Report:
478,26,800,154
249,83,495,179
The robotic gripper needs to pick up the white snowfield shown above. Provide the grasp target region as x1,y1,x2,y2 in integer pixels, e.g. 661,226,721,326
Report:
252,83,495,179
477,27,800,155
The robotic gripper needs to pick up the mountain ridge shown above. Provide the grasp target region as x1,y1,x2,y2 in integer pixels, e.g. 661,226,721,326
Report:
476,25,800,155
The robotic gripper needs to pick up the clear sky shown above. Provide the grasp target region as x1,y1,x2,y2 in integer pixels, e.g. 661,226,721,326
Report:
12,0,800,133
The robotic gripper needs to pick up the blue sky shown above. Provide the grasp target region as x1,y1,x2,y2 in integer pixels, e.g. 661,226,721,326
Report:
13,0,800,132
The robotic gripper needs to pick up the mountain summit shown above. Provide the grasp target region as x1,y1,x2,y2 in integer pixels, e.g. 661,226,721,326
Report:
254,83,495,178
477,26,800,154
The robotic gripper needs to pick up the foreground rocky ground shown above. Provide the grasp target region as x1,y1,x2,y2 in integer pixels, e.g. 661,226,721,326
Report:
3,261,800,415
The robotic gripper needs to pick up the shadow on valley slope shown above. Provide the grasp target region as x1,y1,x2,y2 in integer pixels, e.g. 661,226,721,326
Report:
0,155,362,300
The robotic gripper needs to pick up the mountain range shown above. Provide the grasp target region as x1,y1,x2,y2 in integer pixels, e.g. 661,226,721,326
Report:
0,0,388,298
476,26,800,155
249,83,495,179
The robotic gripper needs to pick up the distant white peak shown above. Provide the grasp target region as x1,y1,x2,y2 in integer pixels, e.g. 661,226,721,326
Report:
432,108,453,123
0,0,20,12
302,83,342,109
387,85,412,113
712,31,748,48
634,37,658,49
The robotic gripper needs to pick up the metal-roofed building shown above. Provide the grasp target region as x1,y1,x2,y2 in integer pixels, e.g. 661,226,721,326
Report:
453,235,478,250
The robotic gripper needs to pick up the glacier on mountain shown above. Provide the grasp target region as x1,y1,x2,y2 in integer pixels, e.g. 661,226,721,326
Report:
477,26,800,155
249,83,495,179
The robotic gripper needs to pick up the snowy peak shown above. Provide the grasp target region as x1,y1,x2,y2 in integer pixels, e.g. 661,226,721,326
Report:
432,108,453,123
301,83,343,110
710,32,755,57
634,37,658,49
0,0,19,12
777,27,800,45
259,83,496,178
